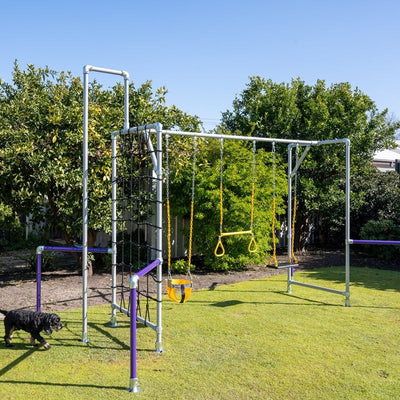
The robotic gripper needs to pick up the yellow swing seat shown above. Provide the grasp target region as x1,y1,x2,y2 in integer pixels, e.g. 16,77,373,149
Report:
166,278,193,303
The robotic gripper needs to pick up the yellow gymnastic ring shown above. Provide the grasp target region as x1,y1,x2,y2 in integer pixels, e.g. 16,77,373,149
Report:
214,237,225,257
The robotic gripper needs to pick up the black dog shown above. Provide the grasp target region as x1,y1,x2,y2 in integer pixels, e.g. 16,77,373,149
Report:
0,309,63,350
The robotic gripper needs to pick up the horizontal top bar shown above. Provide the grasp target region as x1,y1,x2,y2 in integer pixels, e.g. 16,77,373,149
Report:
113,125,321,146
37,246,113,254
84,65,129,78
163,130,319,145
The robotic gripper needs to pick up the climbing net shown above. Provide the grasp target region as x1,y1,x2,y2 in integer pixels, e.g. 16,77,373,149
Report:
112,127,162,326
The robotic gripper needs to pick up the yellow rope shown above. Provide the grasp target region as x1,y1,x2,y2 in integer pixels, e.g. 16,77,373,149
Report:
249,143,258,253
167,199,172,271
290,196,298,264
214,181,225,257
165,134,194,303
267,197,278,267
248,179,258,253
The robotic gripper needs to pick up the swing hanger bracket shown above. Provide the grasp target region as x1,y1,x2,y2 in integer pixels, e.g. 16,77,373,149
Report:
289,144,311,178
129,274,140,289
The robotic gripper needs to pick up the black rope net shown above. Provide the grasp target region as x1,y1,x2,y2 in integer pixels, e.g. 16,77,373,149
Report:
113,127,162,324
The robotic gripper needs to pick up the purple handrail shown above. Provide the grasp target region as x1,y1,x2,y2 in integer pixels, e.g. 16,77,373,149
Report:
128,258,161,393
37,248,161,393
351,239,400,246
36,246,112,312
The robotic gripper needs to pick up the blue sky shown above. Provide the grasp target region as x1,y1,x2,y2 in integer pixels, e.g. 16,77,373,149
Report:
1,0,400,131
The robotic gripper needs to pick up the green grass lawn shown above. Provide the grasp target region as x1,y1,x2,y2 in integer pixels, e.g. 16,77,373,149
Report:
0,266,399,399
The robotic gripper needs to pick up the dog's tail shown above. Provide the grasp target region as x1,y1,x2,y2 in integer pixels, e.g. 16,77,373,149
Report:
0,310,8,316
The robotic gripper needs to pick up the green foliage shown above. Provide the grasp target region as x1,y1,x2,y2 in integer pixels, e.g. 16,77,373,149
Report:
0,202,24,249
221,76,400,248
351,168,400,237
168,137,287,270
360,219,400,260
26,250,56,272
0,202,21,229
170,259,195,274
0,61,201,251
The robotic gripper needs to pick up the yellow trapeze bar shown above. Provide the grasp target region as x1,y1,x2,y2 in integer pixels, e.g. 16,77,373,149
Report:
220,230,252,237
215,233,257,257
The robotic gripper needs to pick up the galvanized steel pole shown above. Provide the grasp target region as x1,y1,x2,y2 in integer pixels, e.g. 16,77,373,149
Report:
82,65,129,341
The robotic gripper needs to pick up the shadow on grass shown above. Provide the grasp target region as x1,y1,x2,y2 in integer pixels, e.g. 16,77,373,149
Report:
202,279,400,310
298,266,400,293
211,300,244,307
187,289,341,307
0,379,124,391
0,348,36,378
88,322,129,350
204,282,400,309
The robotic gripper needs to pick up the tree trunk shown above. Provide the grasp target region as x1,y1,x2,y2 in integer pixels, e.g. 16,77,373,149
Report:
63,230,98,277
86,230,98,277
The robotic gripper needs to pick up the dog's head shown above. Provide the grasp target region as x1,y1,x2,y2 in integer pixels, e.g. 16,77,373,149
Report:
44,313,63,335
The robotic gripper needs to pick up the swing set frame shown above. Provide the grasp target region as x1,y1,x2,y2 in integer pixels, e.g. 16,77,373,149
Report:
160,131,351,308
135,128,351,306
81,64,351,393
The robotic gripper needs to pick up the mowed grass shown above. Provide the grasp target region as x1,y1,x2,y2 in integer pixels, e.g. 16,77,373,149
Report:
0,266,399,400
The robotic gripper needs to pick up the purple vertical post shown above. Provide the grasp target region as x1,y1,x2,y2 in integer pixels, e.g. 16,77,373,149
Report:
131,287,137,379
127,277,141,393
36,252,42,312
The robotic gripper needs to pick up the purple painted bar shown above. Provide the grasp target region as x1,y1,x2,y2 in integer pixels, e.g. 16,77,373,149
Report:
351,239,400,246
41,246,112,253
37,253,42,312
130,286,137,381
36,245,112,312
136,259,161,279
128,259,161,391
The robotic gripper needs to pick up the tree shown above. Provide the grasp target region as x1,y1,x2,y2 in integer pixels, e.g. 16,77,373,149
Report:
221,77,400,249
351,168,400,236
0,62,201,273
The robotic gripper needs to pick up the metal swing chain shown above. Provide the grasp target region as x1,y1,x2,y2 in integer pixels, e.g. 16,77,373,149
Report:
290,145,299,264
164,135,194,304
250,140,256,230
248,140,257,252
165,134,173,280
187,137,196,275
219,137,224,233
119,132,130,310
214,138,225,257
